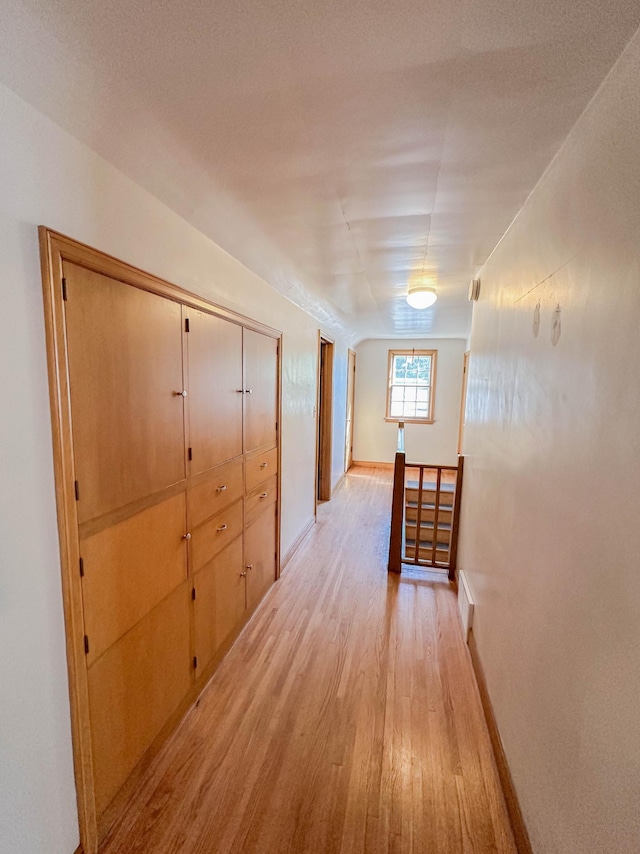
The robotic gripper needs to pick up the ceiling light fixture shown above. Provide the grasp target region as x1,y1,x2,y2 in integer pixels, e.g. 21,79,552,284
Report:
406,283,437,309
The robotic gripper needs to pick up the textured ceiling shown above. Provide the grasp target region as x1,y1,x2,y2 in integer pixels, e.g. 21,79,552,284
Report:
2,0,640,340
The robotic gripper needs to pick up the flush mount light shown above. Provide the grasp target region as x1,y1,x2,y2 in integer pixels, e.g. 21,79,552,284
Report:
406,284,437,309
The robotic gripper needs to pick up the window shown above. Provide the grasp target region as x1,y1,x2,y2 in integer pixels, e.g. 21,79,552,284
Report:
386,349,436,423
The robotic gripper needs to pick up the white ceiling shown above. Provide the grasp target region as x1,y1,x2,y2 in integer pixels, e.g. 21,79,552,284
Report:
2,0,640,341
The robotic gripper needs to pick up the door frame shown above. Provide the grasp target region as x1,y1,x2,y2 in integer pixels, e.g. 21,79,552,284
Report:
344,349,356,472
315,332,335,509
39,227,282,853
458,350,470,455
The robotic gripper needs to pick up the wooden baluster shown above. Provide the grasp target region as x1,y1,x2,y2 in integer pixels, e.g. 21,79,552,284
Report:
414,465,425,566
431,466,442,566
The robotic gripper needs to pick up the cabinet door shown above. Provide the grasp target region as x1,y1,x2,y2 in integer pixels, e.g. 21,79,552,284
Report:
245,503,277,612
88,582,191,815
81,493,188,665
193,537,245,675
63,262,185,523
243,329,278,453
187,310,243,474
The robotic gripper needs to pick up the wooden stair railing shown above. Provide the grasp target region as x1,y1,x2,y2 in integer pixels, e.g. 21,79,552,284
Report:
388,424,464,582
388,423,406,574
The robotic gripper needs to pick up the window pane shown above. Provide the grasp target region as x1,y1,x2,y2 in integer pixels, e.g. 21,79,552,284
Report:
393,356,407,381
416,361,430,381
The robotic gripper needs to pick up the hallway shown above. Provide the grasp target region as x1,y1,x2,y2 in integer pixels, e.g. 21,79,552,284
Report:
100,467,516,854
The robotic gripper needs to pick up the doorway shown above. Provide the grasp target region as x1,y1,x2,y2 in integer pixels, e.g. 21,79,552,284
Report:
317,334,334,504
345,349,356,471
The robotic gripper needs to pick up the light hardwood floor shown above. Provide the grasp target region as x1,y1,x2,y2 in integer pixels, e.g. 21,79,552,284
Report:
100,466,517,854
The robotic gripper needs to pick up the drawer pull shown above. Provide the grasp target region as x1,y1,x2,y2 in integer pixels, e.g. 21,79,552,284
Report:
240,571,247,578
174,390,187,397
244,388,253,394
260,492,268,499
260,462,268,469
216,484,227,492
182,532,192,541
216,524,228,532
246,564,253,571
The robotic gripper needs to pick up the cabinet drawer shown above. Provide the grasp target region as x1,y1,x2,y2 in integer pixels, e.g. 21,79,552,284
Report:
189,457,243,529
245,475,277,527
192,498,243,572
245,446,278,493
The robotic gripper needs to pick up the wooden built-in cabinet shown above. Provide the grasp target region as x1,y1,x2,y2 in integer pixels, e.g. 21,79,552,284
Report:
40,229,281,853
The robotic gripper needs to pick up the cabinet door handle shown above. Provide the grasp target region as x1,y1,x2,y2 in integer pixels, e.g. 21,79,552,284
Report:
244,388,253,394
236,389,244,393
240,571,247,578
216,484,227,492
260,462,268,468
216,524,228,532
182,532,191,541
246,564,253,571
174,390,187,397
260,492,268,499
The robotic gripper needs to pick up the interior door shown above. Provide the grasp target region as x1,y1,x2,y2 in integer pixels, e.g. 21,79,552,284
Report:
243,329,278,453
316,337,334,502
186,309,243,474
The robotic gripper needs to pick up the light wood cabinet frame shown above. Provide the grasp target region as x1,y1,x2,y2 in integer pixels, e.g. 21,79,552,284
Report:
39,227,282,854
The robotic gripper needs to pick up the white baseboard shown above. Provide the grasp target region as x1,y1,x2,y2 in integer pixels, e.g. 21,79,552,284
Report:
280,516,316,573
457,570,475,641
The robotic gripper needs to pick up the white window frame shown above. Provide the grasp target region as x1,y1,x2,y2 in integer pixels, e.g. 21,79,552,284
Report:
385,349,437,424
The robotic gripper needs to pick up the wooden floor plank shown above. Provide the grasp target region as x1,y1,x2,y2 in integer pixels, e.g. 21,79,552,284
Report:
100,466,517,854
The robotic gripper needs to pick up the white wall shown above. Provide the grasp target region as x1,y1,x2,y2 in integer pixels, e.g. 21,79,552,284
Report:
459,29,640,854
0,82,349,854
331,344,349,488
352,338,466,466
